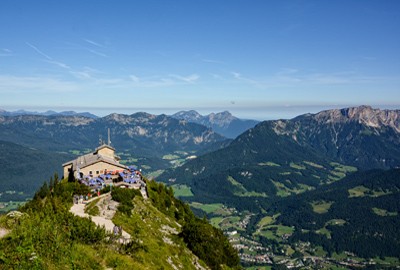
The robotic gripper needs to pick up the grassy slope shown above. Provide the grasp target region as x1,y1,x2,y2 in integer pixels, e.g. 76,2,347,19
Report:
113,196,207,270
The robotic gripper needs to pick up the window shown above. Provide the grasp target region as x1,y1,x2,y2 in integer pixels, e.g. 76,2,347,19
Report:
96,171,99,175
89,171,93,175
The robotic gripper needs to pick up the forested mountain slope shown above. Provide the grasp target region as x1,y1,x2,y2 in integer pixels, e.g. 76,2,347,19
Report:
267,169,400,258
159,120,356,211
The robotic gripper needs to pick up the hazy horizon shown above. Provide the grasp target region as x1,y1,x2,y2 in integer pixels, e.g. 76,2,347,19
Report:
1,103,399,121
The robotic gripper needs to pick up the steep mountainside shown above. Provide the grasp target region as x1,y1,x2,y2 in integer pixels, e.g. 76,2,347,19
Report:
159,121,356,211
273,106,400,169
172,110,259,138
0,140,71,198
0,177,240,269
160,106,400,209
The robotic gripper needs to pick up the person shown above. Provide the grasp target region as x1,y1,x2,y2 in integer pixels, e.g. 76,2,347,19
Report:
113,225,119,236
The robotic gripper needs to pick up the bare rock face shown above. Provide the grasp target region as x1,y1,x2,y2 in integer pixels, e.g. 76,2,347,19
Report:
313,106,400,132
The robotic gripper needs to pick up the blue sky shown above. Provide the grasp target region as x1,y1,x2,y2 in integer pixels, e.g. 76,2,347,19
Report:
0,1,399,120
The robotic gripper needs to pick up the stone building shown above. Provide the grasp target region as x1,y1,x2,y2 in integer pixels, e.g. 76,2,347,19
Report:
63,144,128,178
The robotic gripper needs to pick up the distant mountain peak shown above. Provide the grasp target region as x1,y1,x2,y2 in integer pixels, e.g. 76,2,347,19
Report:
172,110,259,138
0,109,98,119
172,110,202,121
311,106,400,132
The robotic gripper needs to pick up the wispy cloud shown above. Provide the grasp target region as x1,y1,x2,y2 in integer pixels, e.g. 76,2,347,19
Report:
45,60,71,70
0,75,79,93
0,48,13,57
169,74,199,83
202,59,225,64
231,71,259,85
88,49,108,58
83,38,105,48
26,42,52,60
70,66,103,80
129,75,140,82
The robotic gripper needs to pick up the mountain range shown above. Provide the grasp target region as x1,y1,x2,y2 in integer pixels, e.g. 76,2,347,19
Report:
159,106,400,208
158,106,400,263
0,112,228,196
0,112,226,155
0,109,98,118
172,110,259,138
1,105,400,267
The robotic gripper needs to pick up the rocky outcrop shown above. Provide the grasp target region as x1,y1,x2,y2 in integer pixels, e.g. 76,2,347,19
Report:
312,106,400,132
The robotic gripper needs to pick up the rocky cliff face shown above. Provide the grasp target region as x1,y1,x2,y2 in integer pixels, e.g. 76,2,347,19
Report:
311,106,400,132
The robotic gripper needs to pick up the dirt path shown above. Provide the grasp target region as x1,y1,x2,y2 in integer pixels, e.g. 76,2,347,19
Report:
69,194,131,242
140,186,148,199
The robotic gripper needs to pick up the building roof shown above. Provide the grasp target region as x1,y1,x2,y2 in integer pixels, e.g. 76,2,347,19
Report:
94,144,115,153
63,145,127,171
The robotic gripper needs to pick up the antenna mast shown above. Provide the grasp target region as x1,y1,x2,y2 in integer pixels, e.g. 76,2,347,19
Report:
108,128,111,146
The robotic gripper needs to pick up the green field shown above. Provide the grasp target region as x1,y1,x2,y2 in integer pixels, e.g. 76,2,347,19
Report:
171,184,194,197
256,224,294,240
210,217,224,228
162,154,180,160
227,176,267,197
373,256,400,265
190,202,224,214
372,207,397,217
316,227,331,239
348,185,370,197
272,180,314,197
258,216,274,227
313,245,327,257
330,162,358,173
311,201,333,214
145,170,165,179
219,216,243,231
348,185,392,198
289,162,306,170
257,213,281,229
258,161,280,167
326,219,346,226
303,161,324,169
